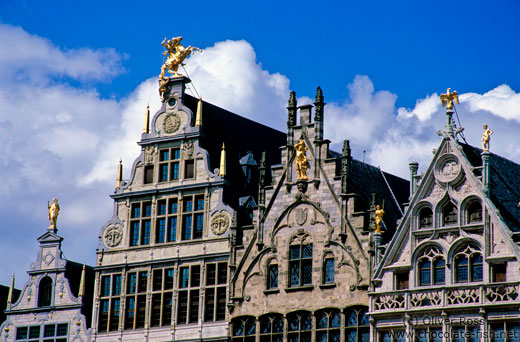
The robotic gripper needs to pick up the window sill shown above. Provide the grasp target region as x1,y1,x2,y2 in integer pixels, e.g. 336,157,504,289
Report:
319,283,336,289
264,289,280,295
285,285,314,292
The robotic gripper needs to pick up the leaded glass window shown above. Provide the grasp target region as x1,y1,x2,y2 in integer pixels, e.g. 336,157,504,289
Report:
267,263,278,289
323,257,335,284
316,309,340,342
417,247,445,286
260,314,283,342
454,245,482,283
232,316,256,342
289,241,312,287
287,311,312,342
345,306,369,342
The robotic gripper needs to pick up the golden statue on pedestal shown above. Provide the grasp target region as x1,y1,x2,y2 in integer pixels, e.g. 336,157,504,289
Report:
481,124,493,152
160,36,201,79
374,203,385,233
48,198,60,229
294,138,309,180
440,88,459,110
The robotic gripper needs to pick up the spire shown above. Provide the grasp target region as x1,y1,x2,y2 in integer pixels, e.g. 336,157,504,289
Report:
78,265,85,301
287,91,297,128
195,97,203,126
439,88,459,137
116,158,123,189
219,143,226,177
143,104,150,134
7,273,14,307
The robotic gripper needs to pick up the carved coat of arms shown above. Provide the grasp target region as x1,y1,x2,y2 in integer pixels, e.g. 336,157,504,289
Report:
295,208,307,226
104,225,123,247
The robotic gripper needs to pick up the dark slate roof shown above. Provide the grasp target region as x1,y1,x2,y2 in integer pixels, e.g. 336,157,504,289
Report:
461,143,520,232
0,284,20,325
349,159,409,242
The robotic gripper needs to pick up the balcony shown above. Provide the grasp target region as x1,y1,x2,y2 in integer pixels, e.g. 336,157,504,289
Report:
370,282,520,313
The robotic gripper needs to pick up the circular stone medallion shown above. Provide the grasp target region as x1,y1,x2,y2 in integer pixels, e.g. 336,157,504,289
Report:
163,113,181,134
104,225,123,247
211,212,230,235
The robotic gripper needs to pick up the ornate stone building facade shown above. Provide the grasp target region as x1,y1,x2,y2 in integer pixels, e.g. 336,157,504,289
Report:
92,76,286,342
369,106,520,341
229,89,409,342
0,226,94,342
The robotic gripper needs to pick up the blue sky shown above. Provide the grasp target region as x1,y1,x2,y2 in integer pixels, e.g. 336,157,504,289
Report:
1,0,520,285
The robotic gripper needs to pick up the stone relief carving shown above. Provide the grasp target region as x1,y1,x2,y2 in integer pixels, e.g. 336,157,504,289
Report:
441,160,459,179
454,179,473,196
145,146,156,164
211,212,230,235
428,182,445,200
103,225,123,247
294,207,307,226
183,141,194,159
163,113,181,133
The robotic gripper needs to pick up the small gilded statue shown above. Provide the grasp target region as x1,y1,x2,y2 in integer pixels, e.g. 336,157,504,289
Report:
481,124,493,152
440,88,459,110
160,36,201,79
374,203,385,233
294,138,309,180
48,198,60,229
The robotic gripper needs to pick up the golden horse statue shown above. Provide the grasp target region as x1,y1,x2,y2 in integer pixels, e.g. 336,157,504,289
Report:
159,36,201,79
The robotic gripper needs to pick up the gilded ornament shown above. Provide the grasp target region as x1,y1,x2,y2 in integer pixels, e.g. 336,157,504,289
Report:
374,203,385,233
159,36,201,79
163,113,181,133
440,88,459,110
48,198,60,230
294,138,309,180
104,225,123,247
481,124,493,152
211,212,230,235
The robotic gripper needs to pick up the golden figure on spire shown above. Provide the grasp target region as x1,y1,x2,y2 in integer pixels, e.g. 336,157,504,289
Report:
440,88,459,110
481,124,493,152
374,202,385,233
294,138,309,180
48,198,60,229
159,36,201,79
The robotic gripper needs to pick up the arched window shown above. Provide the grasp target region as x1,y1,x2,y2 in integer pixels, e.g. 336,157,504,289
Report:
417,247,445,286
419,207,433,228
267,261,278,290
466,200,482,224
232,316,256,342
316,309,340,342
322,254,334,284
442,201,458,226
345,306,369,342
287,311,312,342
454,245,483,283
260,314,283,342
289,236,312,287
38,276,53,307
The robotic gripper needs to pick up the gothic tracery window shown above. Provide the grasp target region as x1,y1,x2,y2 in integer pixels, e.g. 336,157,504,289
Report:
417,247,445,286
454,244,483,283
287,311,312,342
316,309,340,342
260,314,283,342
345,306,369,342
232,316,256,342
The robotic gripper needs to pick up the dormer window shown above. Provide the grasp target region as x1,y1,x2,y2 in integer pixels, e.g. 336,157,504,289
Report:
442,201,457,226
466,200,482,224
418,207,433,228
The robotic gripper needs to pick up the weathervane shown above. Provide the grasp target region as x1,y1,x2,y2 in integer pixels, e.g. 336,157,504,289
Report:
440,88,459,110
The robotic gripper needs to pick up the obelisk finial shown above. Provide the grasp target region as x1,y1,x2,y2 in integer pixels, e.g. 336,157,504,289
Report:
219,143,226,177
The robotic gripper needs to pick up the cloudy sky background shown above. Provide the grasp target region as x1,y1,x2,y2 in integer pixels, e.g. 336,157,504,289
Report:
1,1,520,285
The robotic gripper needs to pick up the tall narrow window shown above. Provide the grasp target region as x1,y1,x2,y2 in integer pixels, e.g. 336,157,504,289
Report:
442,201,458,226
287,311,312,342
418,259,431,286
323,256,335,284
316,309,340,342
419,207,433,228
417,247,445,286
182,194,204,240
129,201,151,246
345,306,369,342
144,165,154,184
150,267,174,327
124,271,148,330
231,316,256,342
155,198,178,243
260,314,284,342
38,276,52,307
204,262,227,322
289,241,312,287
177,265,201,324
267,263,278,290
185,159,195,179
98,273,122,332
158,147,181,182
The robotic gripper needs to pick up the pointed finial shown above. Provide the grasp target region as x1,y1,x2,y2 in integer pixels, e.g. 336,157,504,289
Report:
288,91,297,107
116,158,123,189
7,273,15,306
143,104,150,134
78,265,85,300
219,143,226,177
315,86,324,103
195,97,203,126
440,88,459,111
342,140,351,158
